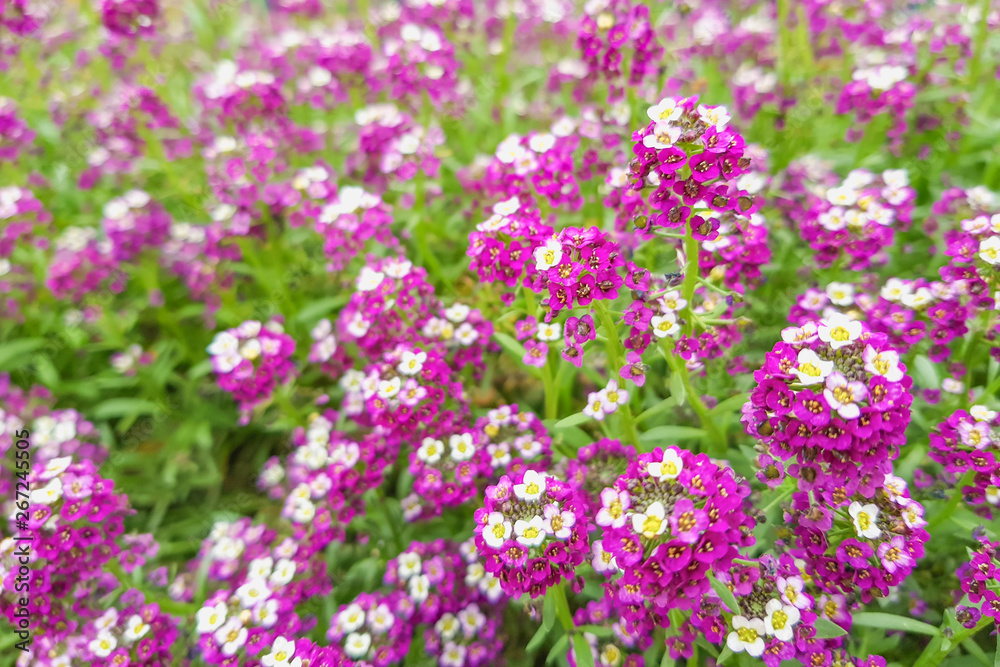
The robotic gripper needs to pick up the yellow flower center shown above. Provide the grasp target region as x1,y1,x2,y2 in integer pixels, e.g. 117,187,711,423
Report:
830,326,850,341
798,362,821,377
663,461,678,475
736,626,759,643
771,610,788,630
641,515,662,535
873,358,891,374
491,524,506,539
525,482,540,495
551,516,563,531
522,526,540,539
275,651,287,661
857,512,871,531
609,500,622,518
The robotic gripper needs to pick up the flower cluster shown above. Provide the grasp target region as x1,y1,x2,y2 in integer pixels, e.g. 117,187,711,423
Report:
207,319,297,423
785,475,929,603
596,446,755,632
474,470,589,598
955,535,1000,630
743,316,913,492
327,592,412,664
474,404,552,479
929,406,1000,518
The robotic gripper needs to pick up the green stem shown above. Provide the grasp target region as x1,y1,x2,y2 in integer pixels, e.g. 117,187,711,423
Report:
680,227,701,338
549,581,575,632
592,301,639,445
663,345,727,457
913,616,994,667
543,361,559,421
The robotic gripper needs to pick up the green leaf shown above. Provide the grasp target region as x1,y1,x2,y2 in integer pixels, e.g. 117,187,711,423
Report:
706,571,740,614
635,396,677,424
813,617,848,639
0,338,45,371
710,393,750,415
575,625,614,638
527,592,558,654
494,332,541,378
546,635,570,665
91,398,162,420
852,612,941,637
553,413,590,429
639,425,707,443
716,647,733,665
293,296,349,324
573,633,596,667
669,372,686,406
913,354,940,389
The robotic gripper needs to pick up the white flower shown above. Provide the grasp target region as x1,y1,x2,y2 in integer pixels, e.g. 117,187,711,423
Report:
356,266,386,292
337,603,365,633
215,618,248,656
398,349,427,376
650,312,680,338
417,438,444,464
849,501,881,539
643,122,682,149
882,169,909,188
533,237,563,271
441,642,467,667
269,559,296,587
970,405,997,423
528,133,556,153
368,603,395,633
979,236,1000,265
397,552,422,580
207,331,239,356
647,97,682,123
602,380,629,412
513,470,547,501
825,282,855,306
726,616,765,657
942,378,964,394
763,599,800,641
239,338,262,361
791,349,834,386
449,433,476,461
377,377,402,400
583,391,606,421
248,557,274,580
880,278,911,302
537,322,561,341
455,322,479,346
253,599,279,627
409,574,430,602
646,449,683,481
631,501,667,539
343,632,372,659
39,456,72,481
29,478,62,505
697,104,730,130
826,186,858,207
436,613,460,640
290,499,315,523
235,578,271,609
817,313,863,350
483,511,512,548
121,614,150,641
89,632,118,658
901,287,933,309
444,303,471,323
262,636,296,667
514,515,548,547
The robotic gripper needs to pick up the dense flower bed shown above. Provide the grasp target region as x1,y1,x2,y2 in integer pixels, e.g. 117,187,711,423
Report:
1,1,1000,666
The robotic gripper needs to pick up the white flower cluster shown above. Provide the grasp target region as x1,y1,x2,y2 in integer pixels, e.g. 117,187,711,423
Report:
206,320,285,374
820,169,910,232
726,599,802,657
422,302,481,347
481,471,576,549
102,189,151,231
85,608,152,658
335,600,396,660
195,545,300,656
459,537,505,603
434,604,488,667
481,406,545,470
583,380,630,422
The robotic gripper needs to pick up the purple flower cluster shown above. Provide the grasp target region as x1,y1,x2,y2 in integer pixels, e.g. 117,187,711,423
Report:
594,446,755,633
744,317,913,493
207,319,297,423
